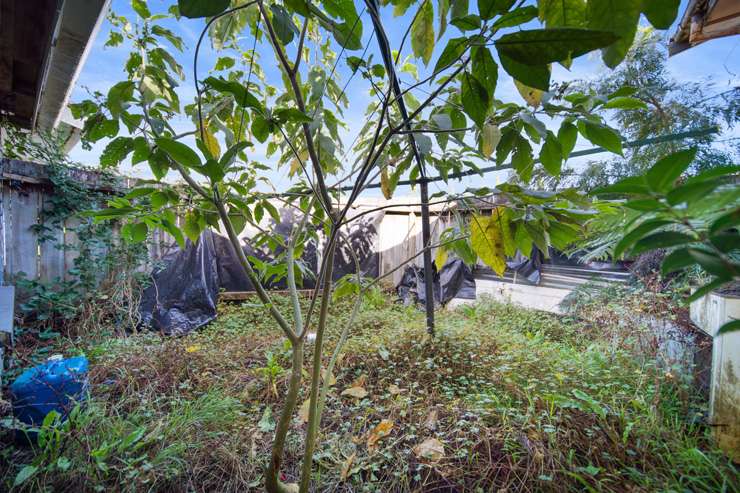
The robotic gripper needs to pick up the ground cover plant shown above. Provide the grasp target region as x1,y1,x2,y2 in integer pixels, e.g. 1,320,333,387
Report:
2,290,737,492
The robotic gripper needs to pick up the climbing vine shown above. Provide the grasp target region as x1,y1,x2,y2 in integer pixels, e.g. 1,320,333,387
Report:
1,123,150,337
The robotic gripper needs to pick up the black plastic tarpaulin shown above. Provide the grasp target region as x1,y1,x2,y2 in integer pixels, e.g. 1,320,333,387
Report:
138,209,385,335
139,209,318,335
396,259,476,307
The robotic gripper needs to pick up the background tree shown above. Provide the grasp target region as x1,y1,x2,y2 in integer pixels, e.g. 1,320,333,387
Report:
571,29,740,190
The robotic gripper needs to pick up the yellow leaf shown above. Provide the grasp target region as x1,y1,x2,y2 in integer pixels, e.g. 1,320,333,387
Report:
366,419,394,450
185,345,201,353
514,80,543,108
492,207,516,257
340,452,356,481
435,247,448,269
298,398,311,423
380,168,393,200
200,125,221,159
289,158,301,176
479,123,501,157
341,386,368,399
470,214,507,276
413,437,445,462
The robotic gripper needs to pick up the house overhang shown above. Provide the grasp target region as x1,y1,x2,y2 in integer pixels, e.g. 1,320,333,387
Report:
669,0,740,56
0,0,109,133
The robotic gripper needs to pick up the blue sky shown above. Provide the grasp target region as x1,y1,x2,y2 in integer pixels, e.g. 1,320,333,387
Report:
67,0,740,196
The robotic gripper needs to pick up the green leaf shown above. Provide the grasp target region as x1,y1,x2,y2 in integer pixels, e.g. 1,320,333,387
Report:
151,25,184,51
539,0,587,28
214,57,235,71
270,4,298,45
592,175,649,195
433,37,469,75
178,0,229,18
220,141,250,168
229,212,247,234
450,0,469,19
539,131,562,176
602,96,646,109
129,222,149,243
480,0,514,20
577,120,622,155
14,465,37,487
495,28,619,66
131,0,151,18
558,121,578,158
204,76,262,111
85,116,119,143
498,53,550,91
450,14,480,31
631,231,696,256
274,107,313,124
645,148,697,192
717,320,740,335
641,0,679,29
666,179,720,206
471,46,498,100
511,137,534,181
183,211,204,243
156,137,202,168
688,248,730,278
148,149,170,180
614,219,672,258
411,0,435,65
284,0,310,16
100,137,134,167
493,5,539,28
684,165,740,185
661,248,695,276
107,81,135,118
587,0,641,68
710,209,740,235
460,72,489,128
251,113,271,143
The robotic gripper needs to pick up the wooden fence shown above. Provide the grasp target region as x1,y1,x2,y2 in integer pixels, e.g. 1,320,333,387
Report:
1,158,460,289
0,159,175,285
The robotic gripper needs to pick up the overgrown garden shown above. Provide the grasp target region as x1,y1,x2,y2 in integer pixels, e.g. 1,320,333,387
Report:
1,0,739,491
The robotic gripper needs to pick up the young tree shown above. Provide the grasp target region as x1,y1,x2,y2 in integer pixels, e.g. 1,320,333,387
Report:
71,1,681,491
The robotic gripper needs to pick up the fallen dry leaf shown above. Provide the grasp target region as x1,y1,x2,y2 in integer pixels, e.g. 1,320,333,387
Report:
388,384,404,395
298,398,311,423
413,437,445,462
283,483,299,493
323,369,337,386
341,386,368,399
351,374,367,388
366,419,394,450
340,452,356,481
424,409,439,431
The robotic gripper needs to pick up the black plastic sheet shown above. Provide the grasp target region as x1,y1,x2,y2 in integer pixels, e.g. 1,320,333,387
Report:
396,259,476,307
138,210,383,335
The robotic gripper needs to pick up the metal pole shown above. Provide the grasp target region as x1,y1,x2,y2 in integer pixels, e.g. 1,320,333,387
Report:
365,0,435,336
